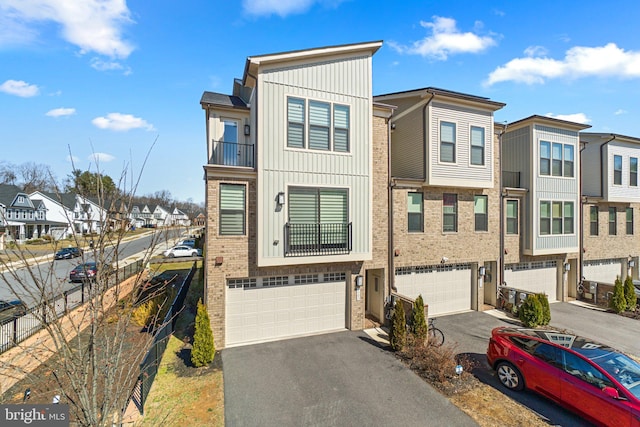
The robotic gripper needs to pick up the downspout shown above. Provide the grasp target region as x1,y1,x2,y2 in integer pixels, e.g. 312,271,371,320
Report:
579,140,588,293
498,123,508,301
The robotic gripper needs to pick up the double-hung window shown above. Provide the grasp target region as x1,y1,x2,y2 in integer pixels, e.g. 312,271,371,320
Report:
564,145,574,177
540,201,573,235
540,201,551,235
287,97,305,148
506,200,518,235
563,202,574,234
631,157,638,187
407,192,423,232
440,122,456,163
333,105,350,152
540,141,551,175
589,206,598,236
287,97,350,153
627,208,634,235
288,187,349,254
552,143,563,176
443,193,457,232
609,207,617,235
474,195,488,232
309,100,331,150
219,184,246,235
470,126,485,166
552,201,563,234
614,155,622,185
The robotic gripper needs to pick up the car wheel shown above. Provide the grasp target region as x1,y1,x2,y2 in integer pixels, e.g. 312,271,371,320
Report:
496,361,524,391
169,253,175,258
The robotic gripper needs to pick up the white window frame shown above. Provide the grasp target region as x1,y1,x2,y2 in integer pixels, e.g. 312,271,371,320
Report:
474,195,488,232
469,125,485,167
613,155,623,185
506,199,519,235
408,192,424,233
540,200,574,236
219,183,246,236
539,140,574,178
439,121,456,164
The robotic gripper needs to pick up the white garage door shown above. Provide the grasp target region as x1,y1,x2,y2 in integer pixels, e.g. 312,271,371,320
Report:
504,261,557,302
583,259,623,284
226,274,346,347
395,264,472,316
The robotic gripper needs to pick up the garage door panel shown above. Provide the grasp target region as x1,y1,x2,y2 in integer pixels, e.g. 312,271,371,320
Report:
504,266,557,302
583,261,622,284
226,280,346,347
395,266,472,316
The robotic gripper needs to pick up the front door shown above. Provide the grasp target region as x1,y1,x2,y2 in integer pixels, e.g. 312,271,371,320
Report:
222,119,239,166
366,270,384,322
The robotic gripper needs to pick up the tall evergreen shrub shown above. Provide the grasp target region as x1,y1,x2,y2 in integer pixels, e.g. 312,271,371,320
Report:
389,299,406,352
624,275,637,310
411,295,428,343
191,299,215,367
519,294,543,327
610,277,627,314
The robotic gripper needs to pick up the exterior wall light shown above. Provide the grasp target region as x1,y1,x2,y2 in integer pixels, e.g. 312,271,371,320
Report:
478,266,486,277
564,262,571,272
277,192,285,205
244,124,251,136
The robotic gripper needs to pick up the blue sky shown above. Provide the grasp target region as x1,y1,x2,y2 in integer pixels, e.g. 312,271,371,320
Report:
1,0,640,204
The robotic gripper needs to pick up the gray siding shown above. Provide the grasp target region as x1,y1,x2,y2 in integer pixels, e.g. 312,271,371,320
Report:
257,54,373,261
503,126,532,250
391,106,423,179
581,138,603,197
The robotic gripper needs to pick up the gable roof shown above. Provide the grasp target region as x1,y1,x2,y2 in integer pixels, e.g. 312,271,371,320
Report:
200,92,249,110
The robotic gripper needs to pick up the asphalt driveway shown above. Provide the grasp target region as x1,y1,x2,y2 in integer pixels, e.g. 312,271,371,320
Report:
222,330,478,427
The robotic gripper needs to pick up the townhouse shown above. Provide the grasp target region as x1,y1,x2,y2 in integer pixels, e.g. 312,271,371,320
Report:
580,132,640,290
501,116,591,303
201,41,392,348
373,88,505,316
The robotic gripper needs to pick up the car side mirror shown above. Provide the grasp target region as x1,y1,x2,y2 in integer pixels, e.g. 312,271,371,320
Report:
602,386,623,400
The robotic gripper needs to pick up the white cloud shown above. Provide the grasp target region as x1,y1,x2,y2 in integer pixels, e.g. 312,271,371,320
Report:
90,152,115,163
0,79,39,97
486,43,640,85
45,107,76,117
66,154,80,164
92,113,155,131
614,109,628,115
524,45,548,57
388,16,498,60
242,0,345,17
90,57,132,75
545,112,591,124
0,0,134,58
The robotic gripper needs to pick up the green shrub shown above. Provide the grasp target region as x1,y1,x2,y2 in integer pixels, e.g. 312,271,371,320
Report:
624,275,637,310
519,294,543,327
389,299,406,352
411,294,428,343
191,298,215,367
538,293,551,325
132,300,157,327
610,277,627,313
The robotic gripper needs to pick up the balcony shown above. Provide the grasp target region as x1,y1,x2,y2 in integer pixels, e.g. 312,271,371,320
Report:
210,140,255,168
502,171,521,188
284,222,352,257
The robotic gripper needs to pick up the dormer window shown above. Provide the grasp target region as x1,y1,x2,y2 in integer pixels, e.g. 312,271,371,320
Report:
17,196,24,203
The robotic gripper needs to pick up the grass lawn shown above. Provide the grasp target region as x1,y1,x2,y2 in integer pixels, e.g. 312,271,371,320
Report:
138,260,224,426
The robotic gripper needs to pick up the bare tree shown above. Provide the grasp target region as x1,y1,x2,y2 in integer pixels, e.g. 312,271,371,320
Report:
0,161,18,186
0,142,180,426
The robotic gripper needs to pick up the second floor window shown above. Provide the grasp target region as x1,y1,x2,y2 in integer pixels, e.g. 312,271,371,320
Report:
609,207,617,235
443,193,457,232
440,121,456,163
287,97,350,153
219,184,246,236
506,200,518,235
474,195,488,232
627,208,634,235
407,192,423,232
590,206,598,236
470,126,485,166
614,155,622,185
540,200,574,235
631,157,638,186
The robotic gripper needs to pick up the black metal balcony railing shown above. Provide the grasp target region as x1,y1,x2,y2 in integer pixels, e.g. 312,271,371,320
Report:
210,140,255,168
502,171,521,188
285,222,352,256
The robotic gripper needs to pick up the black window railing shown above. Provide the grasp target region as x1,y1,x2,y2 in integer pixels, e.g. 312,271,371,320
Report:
285,222,352,256
503,171,521,188
210,140,255,168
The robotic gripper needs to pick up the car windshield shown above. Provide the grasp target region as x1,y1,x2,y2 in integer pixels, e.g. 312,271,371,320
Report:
591,351,640,399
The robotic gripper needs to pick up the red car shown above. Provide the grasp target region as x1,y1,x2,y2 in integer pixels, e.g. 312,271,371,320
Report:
487,327,640,427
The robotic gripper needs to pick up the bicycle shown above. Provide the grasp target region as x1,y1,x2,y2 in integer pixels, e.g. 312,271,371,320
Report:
428,318,444,347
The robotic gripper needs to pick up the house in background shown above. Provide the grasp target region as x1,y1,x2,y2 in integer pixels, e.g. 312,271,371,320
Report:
0,184,48,241
201,41,392,348
152,205,172,227
29,191,76,239
500,116,591,304
130,205,153,228
374,87,505,316
580,132,640,287
170,207,191,226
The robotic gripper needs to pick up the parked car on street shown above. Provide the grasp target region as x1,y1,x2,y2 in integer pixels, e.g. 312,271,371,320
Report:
0,300,27,324
54,247,83,260
177,238,196,248
69,262,111,283
487,326,640,426
163,245,200,258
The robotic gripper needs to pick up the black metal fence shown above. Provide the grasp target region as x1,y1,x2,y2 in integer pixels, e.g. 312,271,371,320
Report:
0,259,145,354
210,140,255,168
130,261,196,416
284,222,352,256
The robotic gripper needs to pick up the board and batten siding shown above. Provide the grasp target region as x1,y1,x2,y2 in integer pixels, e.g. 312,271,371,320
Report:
427,102,494,188
391,106,424,179
581,138,604,197
502,126,532,250
532,125,580,254
256,55,374,266
605,142,640,202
